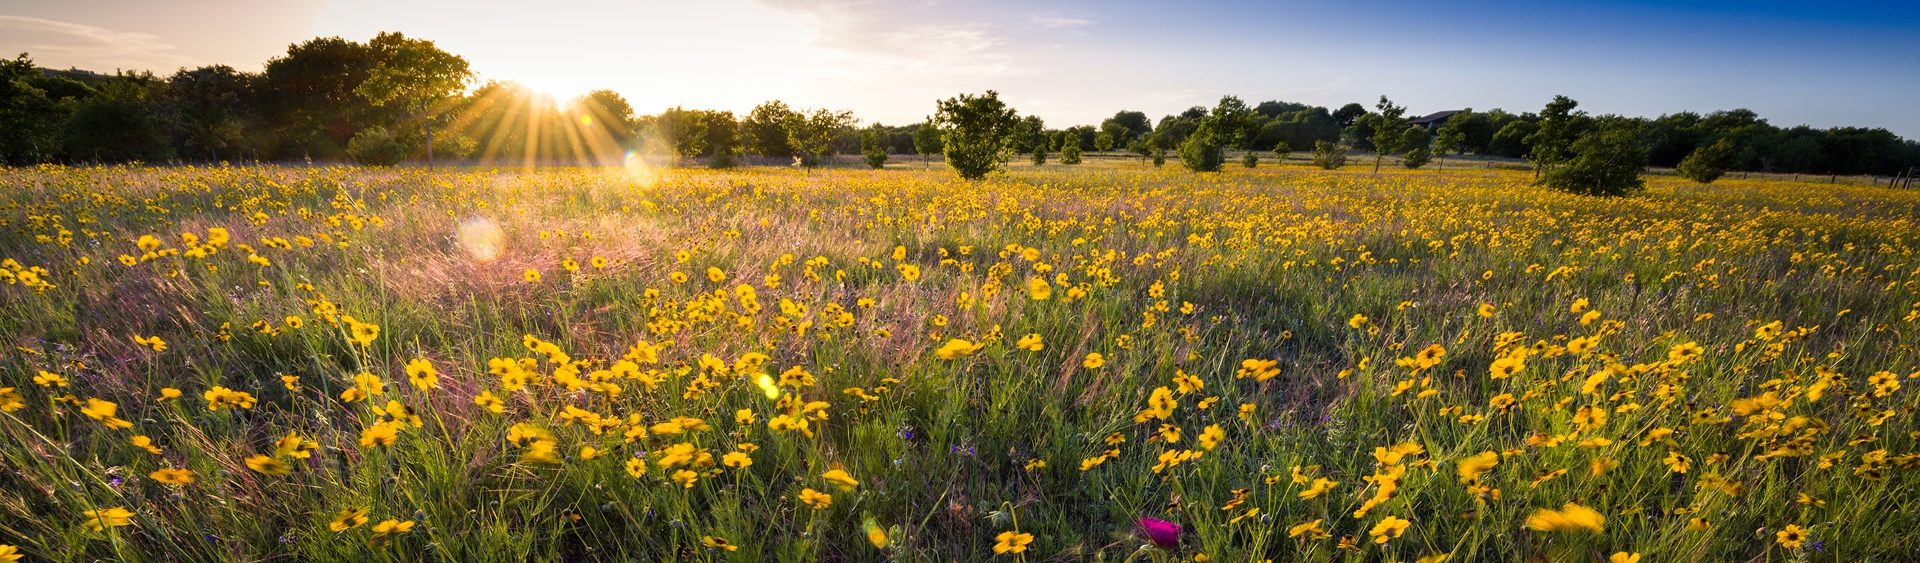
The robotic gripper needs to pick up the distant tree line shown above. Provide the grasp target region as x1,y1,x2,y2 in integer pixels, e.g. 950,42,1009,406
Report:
5,32,1918,187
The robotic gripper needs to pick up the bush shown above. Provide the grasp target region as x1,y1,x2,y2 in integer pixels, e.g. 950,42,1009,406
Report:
1538,123,1649,197
1312,140,1348,170
1677,138,1738,184
711,148,740,169
1178,120,1224,172
346,127,405,167
1241,151,1259,168
1060,143,1082,165
1402,148,1431,169
860,129,888,169
1031,144,1047,165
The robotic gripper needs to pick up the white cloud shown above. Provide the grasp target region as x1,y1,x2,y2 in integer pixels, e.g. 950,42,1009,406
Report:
0,15,200,72
1027,14,1093,29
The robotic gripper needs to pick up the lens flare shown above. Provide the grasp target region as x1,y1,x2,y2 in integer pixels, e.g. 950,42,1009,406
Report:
458,217,504,262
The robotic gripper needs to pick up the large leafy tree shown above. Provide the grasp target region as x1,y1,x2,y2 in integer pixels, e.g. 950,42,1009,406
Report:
355,32,472,168
0,54,68,163
257,37,383,159
63,74,173,163
1538,118,1648,197
934,90,1021,180
168,65,253,162
743,101,797,157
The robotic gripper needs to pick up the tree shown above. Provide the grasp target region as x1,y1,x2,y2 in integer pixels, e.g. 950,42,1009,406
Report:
62,75,172,163
1676,138,1738,184
1538,120,1648,197
168,65,252,162
1060,140,1082,164
256,37,382,160
1369,96,1409,173
1433,123,1463,171
0,53,69,163
912,116,942,166
785,108,855,171
1094,131,1114,153
1178,118,1224,172
1332,103,1367,127
1312,140,1348,169
1211,95,1257,151
1525,95,1585,177
1271,143,1292,165
934,90,1021,180
1241,150,1259,168
1489,121,1537,158
346,126,405,166
743,101,797,157
860,126,889,169
1031,140,1048,165
355,32,472,170
651,107,708,163
575,90,635,144
1103,110,1152,140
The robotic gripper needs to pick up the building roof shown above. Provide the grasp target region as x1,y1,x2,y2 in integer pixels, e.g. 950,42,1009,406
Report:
1408,110,1461,125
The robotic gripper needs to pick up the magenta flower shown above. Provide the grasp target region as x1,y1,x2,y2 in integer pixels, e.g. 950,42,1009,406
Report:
1136,517,1180,549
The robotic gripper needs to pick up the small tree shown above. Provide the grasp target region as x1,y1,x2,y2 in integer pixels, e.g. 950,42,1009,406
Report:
1179,119,1224,172
1271,143,1293,165
784,108,855,172
1241,150,1259,168
860,127,888,169
347,127,405,166
1538,121,1648,197
1677,138,1738,184
1402,148,1431,169
1032,142,1048,165
1369,96,1408,173
1312,140,1348,170
935,90,1022,180
1433,124,1463,172
1128,136,1151,165
1094,131,1114,154
1060,142,1082,164
912,116,942,167
1525,95,1584,178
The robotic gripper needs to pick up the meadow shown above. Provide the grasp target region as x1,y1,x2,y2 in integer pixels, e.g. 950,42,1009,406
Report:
0,162,1916,562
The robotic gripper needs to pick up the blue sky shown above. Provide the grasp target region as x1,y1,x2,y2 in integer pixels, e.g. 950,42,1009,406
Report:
3,0,1916,135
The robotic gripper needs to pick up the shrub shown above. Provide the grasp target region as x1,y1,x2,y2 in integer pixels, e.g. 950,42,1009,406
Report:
1032,144,1047,165
346,127,405,167
1312,140,1348,170
1402,147,1431,169
1178,120,1224,172
1060,143,1082,165
1241,151,1259,168
860,129,888,169
1677,138,1738,184
1272,145,1292,165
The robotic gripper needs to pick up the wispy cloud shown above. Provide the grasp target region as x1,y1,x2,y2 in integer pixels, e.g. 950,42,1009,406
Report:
0,16,199,72
1027,13,1093,29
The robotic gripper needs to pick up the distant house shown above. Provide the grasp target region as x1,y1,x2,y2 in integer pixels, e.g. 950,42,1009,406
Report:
1409,110,1461,131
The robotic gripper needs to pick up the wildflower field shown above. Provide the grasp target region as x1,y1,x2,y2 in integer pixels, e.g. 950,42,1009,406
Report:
2,163,1918,563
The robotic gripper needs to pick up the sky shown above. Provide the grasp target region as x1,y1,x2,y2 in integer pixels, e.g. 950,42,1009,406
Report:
3,0,1918,136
